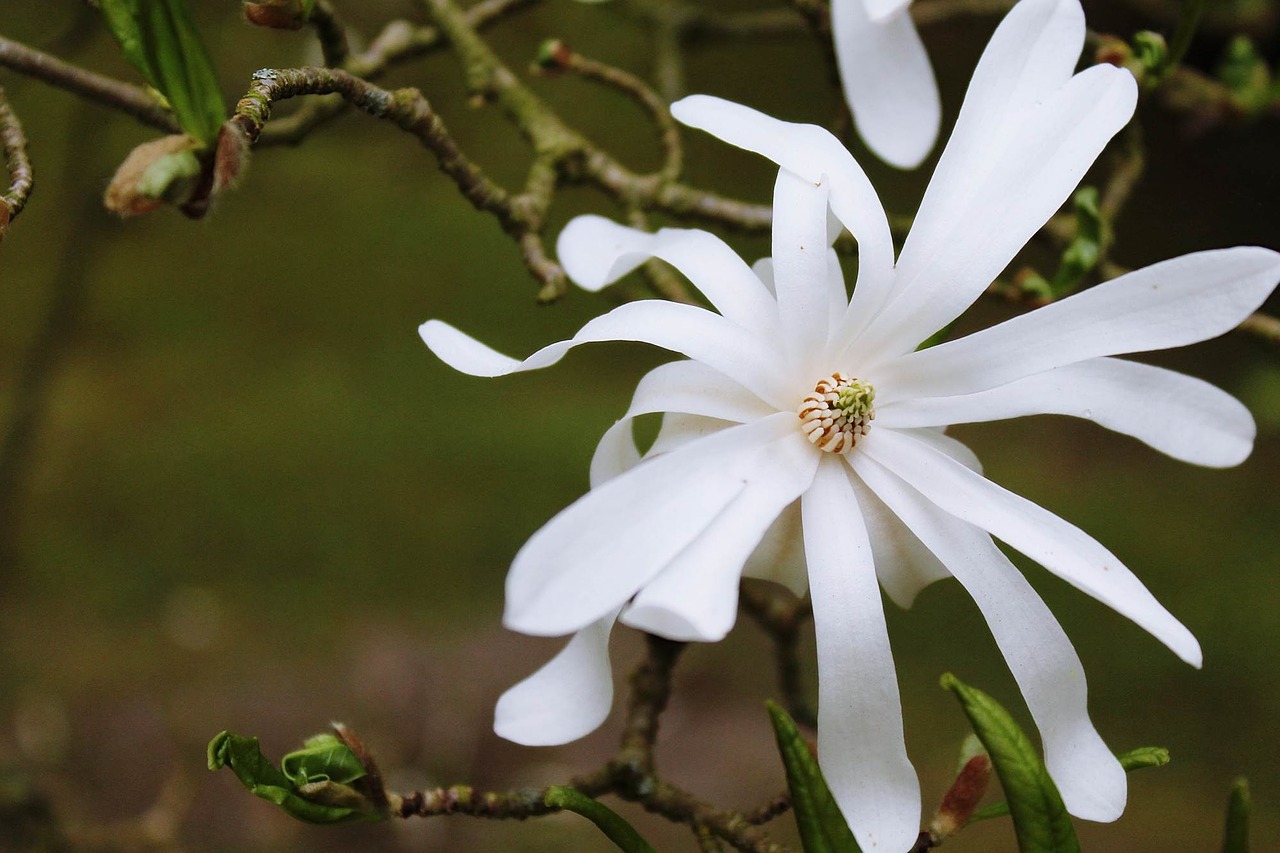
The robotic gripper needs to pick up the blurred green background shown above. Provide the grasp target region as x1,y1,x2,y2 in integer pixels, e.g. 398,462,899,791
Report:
1,0,1278,850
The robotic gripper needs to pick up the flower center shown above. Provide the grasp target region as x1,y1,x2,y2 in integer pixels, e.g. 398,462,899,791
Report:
797,373,876,454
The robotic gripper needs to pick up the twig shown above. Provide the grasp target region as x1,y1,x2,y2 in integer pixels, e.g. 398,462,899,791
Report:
0,35,179,134
0,82,32,234
309,1,352,68
739,583,816,728
538,40,684,182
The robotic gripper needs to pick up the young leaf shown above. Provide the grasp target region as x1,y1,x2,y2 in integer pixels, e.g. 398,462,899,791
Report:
1222,777,1251,853
99,0,226,144
1117,746,1170,772
940,674,1080,853
966,745,1171,827
208,731,380,824
543,787,656,853
766,701,861,853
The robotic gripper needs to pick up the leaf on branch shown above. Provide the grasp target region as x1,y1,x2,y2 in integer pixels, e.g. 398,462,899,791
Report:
940,674,1080,853
765,700,862,853
207,730,386,824
1222,777,1251,853
543,787,656,853
965,745,1171,827
100,0,226,145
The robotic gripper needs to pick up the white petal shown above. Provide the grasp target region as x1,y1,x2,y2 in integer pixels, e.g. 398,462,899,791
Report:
901,0,1085,286
825,250,851,340
556,215,780,338
669,95,896,320
862,0,912,21
742,502,809,596
648,413,737,457
851,456,1127,821
879,358,1256,468
623,432,820,641
772,170,834,371
847,474,950,609
420,299,793,409
803,455,920,852
590,418,642,488
832,0,939,169
898,427,983,474
505,413,795,636
626,357,778,424
876,247,1280,401
494,611,619,746
854,64,1138,358
861,428,1202,666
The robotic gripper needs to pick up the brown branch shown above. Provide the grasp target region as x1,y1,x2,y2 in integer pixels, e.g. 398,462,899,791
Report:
739,583,816,729
309,1,352,68
0,35,179,133
538,40,683,181
394,785,558,819
615,634,684,777
0,82,32,235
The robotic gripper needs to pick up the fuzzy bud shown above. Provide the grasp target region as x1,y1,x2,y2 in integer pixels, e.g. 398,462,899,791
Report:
244,0,307,30
103,134,205,217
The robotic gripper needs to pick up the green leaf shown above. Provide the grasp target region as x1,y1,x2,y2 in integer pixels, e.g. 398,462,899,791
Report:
100,0,225,144
1222,777,1250,853
208,731,380,824
966,746,1170,827
941,674,1079,853
281,733,368,786
1048,187,1103,297
766,701,861,853
543,787,656,853
136,147,202,202
1117,746,1170,772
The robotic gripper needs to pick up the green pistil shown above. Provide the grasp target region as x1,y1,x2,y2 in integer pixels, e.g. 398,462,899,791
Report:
834,379,875,420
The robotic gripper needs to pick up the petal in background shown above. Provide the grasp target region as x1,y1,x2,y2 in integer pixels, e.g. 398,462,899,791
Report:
879,357,1256,468
494,611,620,746
803,455,921,852
832,0,939,170
862,428,1203,666
876,247,1280,401
852,455,1127,821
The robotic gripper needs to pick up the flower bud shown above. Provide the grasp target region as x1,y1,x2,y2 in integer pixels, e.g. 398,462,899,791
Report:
243,0,307,30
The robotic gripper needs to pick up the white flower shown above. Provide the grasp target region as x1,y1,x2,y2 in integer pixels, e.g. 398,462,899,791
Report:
831,0,941,169
419,0,1280,848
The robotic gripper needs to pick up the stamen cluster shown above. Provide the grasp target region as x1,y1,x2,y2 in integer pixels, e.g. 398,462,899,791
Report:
798,372,876,454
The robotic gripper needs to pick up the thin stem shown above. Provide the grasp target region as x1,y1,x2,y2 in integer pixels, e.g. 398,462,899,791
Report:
0,82,32,231
0,35,179,134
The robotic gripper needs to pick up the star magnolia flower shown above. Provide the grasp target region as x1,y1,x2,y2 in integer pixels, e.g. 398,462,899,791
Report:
831,0,941,169
419,0,1280,848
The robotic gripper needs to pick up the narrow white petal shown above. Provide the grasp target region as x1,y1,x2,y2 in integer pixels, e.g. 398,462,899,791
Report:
903,0,1085,278
772,171,834,370
494,611,619,746
879,358,1256,468
742,502,809,597
505,413,795,636
624,432,820,641
825,250,851,340
803,455,921,852
648,413,737,457
855,64,1138,357
420,299,793,408
852,456,1127,821
861,429,1202,666
898,427,983,474
627,359,778,424
590,418,643,488
557,215,780,337
832,0,939,169
669,95,896,319
876,247,1280,401
847,473,950,609
862,0,912,21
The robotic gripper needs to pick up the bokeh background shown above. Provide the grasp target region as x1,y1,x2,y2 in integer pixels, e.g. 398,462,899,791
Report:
1,0,1278,850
